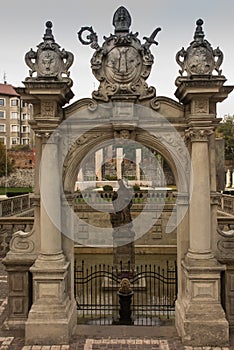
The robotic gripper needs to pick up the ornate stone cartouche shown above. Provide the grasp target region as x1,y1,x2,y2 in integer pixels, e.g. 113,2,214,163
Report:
78,6,161,102
25,21,74,84
176,19,223,78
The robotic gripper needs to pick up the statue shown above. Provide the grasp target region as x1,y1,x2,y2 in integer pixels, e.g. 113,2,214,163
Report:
110,179,133,228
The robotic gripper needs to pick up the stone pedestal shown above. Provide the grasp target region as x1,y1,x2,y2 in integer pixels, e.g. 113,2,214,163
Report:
113,227,135,273
176,258,228,346
25,254,76,345
2,257,34,329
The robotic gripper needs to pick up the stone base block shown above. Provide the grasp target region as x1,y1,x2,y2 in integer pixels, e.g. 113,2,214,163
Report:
25,299,77,345
176,299,229,346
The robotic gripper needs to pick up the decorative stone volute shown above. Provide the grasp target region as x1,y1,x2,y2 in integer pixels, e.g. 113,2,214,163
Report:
176,19,223,79
25,21,74,86
78,6,161,102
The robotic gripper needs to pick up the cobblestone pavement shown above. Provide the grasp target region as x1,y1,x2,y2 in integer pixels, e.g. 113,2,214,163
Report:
0,260,233,350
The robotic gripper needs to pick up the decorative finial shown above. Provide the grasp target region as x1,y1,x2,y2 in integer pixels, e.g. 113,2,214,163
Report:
25,20,74,83
113,6,131,34
194,18,205,41
43,21,54,41
175,18,223,78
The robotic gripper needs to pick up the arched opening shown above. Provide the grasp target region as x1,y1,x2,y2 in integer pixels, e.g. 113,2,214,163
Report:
62,124,189,326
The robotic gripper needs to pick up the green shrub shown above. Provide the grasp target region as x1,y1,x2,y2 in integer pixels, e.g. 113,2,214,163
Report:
105,175,117,181
103,185,113,192
133,184,140,191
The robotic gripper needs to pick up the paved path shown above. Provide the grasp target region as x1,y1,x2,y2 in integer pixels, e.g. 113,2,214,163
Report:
0,260,233,350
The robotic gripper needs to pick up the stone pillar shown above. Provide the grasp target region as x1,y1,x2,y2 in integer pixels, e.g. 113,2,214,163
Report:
106,145,113,160
175,129,228,346
116,147,124,179
174,33,232,341
136,148,141,184
226,169,231,188
95,148,103,181
187,130,213,259
21,18,76,344
25,132,76,345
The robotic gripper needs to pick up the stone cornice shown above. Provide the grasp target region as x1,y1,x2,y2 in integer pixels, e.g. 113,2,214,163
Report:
174,75,229,104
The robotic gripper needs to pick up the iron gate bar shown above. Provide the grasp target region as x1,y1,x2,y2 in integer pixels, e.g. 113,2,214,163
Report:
74,260,177,325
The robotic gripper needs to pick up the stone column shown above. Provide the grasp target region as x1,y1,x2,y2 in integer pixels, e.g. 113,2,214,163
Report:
226,169,231,188
173,67,232,348
175,129,228,346
38,134,63,256
25,132,76,345
187,130,213,259
95,148,103,181
116,147,124,179
136,148,141,184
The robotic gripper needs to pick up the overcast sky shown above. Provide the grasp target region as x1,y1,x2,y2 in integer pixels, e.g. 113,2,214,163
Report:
1,0,234,117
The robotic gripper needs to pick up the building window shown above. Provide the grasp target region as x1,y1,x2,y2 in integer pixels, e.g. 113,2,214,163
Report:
10,98,19,107
11,125,19,132
21,100,27,108
11,112,18,119
0,124,6,132
22,113,28,120
0,111,5,119
11,137,19,145
22,138,29,145
0,136,6,145
0,98,5,106
21,125,29,133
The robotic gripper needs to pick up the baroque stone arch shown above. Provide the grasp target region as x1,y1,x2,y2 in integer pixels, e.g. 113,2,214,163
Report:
63,127,113,192
62,124,188,195
4,7,233,347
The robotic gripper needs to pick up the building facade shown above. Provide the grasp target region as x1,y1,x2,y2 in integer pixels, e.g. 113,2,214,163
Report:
0,83,33,149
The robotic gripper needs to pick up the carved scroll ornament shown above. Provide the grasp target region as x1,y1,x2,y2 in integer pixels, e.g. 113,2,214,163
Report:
10,229,35,254
78,7,161,102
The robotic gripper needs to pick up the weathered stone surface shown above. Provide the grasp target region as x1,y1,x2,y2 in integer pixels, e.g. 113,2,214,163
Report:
0,169,34,188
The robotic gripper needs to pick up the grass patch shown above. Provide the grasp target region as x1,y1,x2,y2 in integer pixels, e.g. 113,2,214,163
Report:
0,187,33,196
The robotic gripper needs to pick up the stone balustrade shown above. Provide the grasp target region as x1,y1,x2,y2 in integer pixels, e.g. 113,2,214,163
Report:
216,216,234,328
74,189,175,207
0,194,33,217
218,194,234,214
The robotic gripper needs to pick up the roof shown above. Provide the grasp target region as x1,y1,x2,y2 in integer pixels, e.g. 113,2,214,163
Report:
0,83,20,97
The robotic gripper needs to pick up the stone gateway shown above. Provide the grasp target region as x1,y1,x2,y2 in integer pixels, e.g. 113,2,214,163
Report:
2,6,234,347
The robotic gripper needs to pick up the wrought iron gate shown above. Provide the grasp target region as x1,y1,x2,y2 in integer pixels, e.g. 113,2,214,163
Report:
74,260,177,325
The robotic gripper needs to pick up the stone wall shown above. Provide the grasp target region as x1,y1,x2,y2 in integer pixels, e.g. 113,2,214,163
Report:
8,150,35,169
75,203,177,246
0,169,34,188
